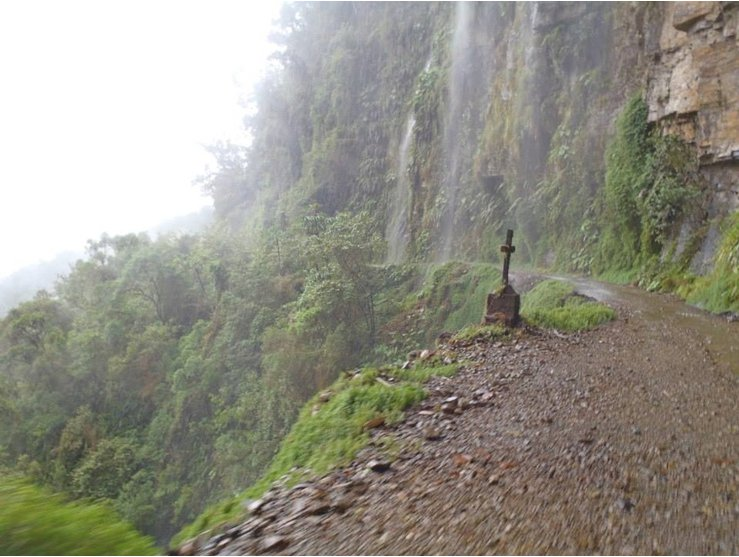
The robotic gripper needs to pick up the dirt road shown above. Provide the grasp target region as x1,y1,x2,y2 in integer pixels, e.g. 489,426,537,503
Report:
192,280,739,555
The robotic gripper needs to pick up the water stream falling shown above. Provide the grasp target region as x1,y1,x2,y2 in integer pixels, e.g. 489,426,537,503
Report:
386,114,416,264
438,1,473,262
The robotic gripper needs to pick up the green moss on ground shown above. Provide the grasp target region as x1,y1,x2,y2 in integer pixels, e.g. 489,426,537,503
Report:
451,323,509,344
521,279,616,331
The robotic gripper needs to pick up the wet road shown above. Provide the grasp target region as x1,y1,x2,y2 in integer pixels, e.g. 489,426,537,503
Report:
545,274,739,375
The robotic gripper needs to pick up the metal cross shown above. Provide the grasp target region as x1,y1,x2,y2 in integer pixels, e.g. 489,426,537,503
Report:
500,229,515,286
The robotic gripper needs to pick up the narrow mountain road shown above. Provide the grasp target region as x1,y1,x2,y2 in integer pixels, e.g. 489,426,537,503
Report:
192,279,739,555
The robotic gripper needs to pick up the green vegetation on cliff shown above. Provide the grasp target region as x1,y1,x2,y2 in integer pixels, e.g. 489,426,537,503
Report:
0,232,509,547
0,210,395,544
683,212,739,313
596,95,701,278
593,95,736,312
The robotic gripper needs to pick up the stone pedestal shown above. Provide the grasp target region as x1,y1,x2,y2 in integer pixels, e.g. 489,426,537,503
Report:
483,284,520,327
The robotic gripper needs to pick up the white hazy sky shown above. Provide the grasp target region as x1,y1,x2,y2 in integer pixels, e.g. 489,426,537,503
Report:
0,0,284,279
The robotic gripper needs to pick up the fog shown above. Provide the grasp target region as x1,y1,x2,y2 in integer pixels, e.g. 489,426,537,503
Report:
0,0,282,279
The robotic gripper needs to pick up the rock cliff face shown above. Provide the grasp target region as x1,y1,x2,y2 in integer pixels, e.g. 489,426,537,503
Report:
223,2,736,275
648,2,738,164
426,1,737,269
639,1,738,274
647,1,738,216
406,2,672,265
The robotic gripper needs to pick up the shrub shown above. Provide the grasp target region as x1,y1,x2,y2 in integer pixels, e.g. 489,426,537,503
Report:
686,212,739,312
596,94,701,275
0,475,157,556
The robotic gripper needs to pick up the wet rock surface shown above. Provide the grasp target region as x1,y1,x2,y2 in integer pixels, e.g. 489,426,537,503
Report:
184,297,739,555
648,1,738,164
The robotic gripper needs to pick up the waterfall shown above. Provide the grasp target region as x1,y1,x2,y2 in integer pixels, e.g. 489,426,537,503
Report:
438,1,473,262
386,114,416,264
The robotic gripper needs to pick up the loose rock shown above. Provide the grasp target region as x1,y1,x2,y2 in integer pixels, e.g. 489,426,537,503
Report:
260,536,289,552
367,459,391,473
424,427,442,441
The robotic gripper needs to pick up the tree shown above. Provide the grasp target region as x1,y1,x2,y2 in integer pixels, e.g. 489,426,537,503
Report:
300,210,384,345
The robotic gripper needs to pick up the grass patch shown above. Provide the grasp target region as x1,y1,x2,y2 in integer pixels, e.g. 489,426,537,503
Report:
0,475,158,555
174,361,459,545
521,279,616,331
451,323,509,344
252,376,423,487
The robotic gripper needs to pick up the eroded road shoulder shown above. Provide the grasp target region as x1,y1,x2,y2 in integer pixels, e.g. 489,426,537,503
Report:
190,295,738,555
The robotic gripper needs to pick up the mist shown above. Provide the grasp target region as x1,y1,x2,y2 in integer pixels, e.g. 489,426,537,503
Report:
0,0,282,279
